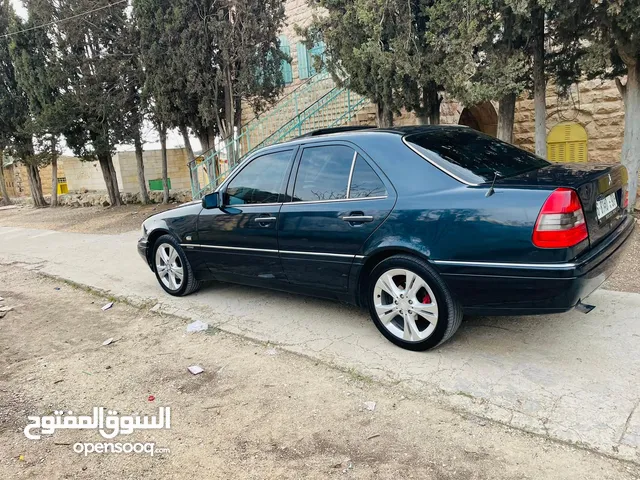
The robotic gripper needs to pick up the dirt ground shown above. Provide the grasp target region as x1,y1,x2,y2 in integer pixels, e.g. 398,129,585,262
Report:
1,204,639,294
0,203,175,234
0,266,638,479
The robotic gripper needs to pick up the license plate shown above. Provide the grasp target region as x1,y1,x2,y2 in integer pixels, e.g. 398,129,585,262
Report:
596,193,617,220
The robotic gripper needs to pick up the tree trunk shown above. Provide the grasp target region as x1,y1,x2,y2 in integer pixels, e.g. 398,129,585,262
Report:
26,163,47,207
223,66,236,163
50,137,58,207
181,125,199,196
416,82,441,125
198,131,212,153
134,131,150,204
0,157,11,206
159,125,170,204
497,93,517,143
50,158,58,207
97,153,122,206
108,158,122,206
532,5,547,158
621,62,640,211
376,102,394,128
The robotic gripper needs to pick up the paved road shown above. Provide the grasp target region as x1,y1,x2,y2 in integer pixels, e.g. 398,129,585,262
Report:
1,225,639,463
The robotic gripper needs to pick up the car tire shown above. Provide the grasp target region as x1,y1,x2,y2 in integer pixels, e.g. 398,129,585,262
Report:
152,234,201,297
367,254,462,351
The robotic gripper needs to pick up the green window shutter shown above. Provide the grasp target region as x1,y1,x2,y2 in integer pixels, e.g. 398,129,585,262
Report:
297,42,310,79
309,41,326,75
279,36,293,84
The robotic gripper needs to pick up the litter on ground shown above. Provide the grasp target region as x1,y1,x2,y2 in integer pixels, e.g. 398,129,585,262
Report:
186,320,209,333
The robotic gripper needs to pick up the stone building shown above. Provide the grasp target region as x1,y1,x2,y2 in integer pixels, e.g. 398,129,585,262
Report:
1,156,65,199
241,0,626,168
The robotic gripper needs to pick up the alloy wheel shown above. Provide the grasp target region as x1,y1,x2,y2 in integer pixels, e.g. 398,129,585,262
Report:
155,243,184,291
373,268,439,342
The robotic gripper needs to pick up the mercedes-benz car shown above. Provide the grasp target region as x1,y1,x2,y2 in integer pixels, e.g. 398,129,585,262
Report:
138,126,634,351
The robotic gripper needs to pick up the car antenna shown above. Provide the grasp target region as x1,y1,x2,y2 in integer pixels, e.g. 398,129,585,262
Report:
485,171,501,197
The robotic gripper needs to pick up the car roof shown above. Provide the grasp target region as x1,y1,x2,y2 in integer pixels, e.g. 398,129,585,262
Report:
268,124,471,147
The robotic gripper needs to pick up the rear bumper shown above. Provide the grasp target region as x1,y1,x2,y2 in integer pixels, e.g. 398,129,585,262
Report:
138,238,152,270
437,215,635,315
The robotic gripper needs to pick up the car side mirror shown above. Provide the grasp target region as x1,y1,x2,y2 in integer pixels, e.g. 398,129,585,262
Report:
202,192,220,209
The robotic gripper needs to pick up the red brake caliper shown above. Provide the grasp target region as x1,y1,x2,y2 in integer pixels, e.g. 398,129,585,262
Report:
422,293,431,304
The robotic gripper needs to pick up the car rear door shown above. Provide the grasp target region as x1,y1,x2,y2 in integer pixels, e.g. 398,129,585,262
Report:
278,142,396,291
196,148,296,282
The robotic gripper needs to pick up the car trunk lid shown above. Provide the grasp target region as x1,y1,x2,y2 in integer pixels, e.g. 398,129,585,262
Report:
495,163,628,248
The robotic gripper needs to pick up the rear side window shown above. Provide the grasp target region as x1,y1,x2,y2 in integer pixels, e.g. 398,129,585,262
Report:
293,145,354,202
349,155,387,198
405,129,550,184
226,150,292,205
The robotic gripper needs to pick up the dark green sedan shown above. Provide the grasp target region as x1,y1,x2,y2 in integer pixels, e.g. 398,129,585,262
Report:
138,126,634,350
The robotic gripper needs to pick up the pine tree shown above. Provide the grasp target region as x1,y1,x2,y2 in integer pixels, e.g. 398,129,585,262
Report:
9,0,67,207
307,0,434,126
0,0,47,207
48,0,131,206
554,0,640,209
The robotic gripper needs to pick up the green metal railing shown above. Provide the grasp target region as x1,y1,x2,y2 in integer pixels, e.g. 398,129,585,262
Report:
189,72,334,199
190,77,370,199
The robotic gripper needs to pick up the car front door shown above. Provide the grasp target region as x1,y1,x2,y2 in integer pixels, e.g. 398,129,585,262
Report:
195,148,296,282
278,143,395,291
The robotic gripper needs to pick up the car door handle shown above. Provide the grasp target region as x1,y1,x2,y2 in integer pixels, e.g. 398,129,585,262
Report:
341,215,374,223
254,216,277,223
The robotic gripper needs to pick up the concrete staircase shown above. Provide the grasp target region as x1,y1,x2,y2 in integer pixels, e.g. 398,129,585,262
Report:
190,74,373,199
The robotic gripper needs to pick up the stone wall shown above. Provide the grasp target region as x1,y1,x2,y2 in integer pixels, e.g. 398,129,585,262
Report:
115,148,191,194
59,149,192,196
513,79,625,163
2,166,17,197
61,156,106,192
349,83,625,169
5,162,65,198
15,189,194,208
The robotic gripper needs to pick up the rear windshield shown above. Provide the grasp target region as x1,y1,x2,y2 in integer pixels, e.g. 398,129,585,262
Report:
405,129,550,184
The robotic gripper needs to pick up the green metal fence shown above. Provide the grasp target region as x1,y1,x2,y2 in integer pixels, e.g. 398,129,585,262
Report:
189,75,370,200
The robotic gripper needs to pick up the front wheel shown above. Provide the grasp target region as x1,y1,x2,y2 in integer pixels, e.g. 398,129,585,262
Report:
153,234,201,296
367,255,462,351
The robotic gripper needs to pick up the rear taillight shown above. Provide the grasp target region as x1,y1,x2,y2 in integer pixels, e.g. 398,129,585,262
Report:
533,188,588,249
623,189,629,209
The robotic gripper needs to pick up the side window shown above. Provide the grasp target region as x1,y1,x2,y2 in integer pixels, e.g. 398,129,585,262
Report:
293,146,354,202
225,150,292,205
349,155,387,198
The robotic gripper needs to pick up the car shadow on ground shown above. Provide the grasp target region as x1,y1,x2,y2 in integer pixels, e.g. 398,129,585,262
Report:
193,278,578,355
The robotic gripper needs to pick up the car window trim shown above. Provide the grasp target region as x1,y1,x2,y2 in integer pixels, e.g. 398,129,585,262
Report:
219,147,298,205
345,151,357,198
290,144,389,205
219,202,283,208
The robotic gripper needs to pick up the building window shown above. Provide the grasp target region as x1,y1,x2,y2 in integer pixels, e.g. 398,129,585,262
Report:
296,41,325,80
547,122,588,163
279,35,293,85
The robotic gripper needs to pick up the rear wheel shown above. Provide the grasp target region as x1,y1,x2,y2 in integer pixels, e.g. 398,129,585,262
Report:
153,234,201,296
367,255,462,351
